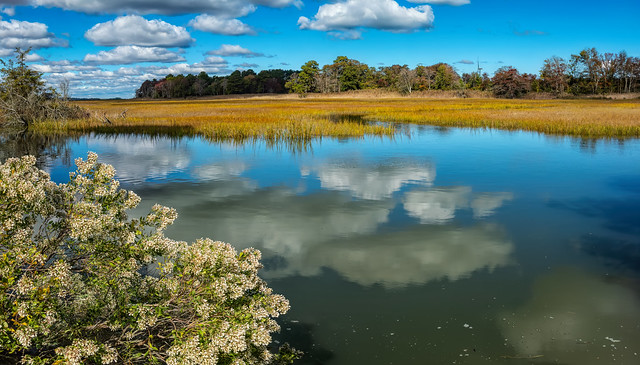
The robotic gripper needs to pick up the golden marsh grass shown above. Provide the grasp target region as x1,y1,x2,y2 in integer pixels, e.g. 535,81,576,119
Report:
32,97,640,140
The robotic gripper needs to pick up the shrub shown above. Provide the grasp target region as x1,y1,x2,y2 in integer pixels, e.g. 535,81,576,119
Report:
0,153,295,364
0,49,87,127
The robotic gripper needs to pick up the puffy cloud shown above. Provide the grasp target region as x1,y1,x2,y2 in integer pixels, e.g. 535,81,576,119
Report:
298,0,434,39
499,268,640,364
0,19,66,51
30,0,300,16
1,7,16,16
147,57,229,75
83,46,186,65
408,0,470,5
85,15,193,47
207,44,265,58
189,14,255,35
36,56,230,98
31,60,99,73
303,160,436,200
404,188,513,224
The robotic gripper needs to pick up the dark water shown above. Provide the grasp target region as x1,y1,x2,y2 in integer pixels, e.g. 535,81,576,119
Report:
4,127,640,364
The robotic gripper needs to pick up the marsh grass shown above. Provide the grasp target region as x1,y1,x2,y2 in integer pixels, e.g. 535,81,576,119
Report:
31,97,640,141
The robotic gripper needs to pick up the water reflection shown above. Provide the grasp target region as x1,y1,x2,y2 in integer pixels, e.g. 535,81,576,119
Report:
4,128,640,364
581,235,640,273
291,224,513,288
91,136,191,183
0,130,72,168
147,182,514,287
499,268,640,364
404,188,513,224
302,160,435,200
549,197,640,235
159,187,393,260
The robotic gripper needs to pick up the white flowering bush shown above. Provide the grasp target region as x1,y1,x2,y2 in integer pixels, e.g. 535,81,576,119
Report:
0,153,297,365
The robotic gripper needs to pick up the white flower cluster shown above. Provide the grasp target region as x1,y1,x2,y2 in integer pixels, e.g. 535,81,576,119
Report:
0,153,293,364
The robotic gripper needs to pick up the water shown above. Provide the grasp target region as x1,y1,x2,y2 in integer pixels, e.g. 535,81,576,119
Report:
4,126,640,364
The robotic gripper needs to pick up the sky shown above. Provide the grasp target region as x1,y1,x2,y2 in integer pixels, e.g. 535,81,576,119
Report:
0,0,638,99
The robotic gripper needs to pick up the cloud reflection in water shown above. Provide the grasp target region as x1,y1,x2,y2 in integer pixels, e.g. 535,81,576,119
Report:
499,268,640,364
302,160,436,200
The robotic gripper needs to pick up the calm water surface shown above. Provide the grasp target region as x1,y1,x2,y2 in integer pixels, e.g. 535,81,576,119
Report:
6,126,640,364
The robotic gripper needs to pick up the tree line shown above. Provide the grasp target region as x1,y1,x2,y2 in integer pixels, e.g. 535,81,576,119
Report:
136,48,640,99
135,69,296,98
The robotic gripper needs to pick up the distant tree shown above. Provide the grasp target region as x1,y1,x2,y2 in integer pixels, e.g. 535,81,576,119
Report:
540,56,568,94
315,64,339,93
462,72,483,90
570,48,603,93
329,56,368,91
397,66,417,94
135,80,155,98
285,60,319,96
415,65,436,90
491,66,531,98
226,71,244,94
432,64,459,90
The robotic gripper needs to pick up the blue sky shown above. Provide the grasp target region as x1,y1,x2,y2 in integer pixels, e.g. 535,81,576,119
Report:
1,0,638,98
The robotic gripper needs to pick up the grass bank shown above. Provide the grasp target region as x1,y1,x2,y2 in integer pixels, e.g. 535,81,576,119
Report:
30,97,640,140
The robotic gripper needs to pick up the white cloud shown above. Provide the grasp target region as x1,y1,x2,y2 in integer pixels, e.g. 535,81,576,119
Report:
207,44,265,58
189,14,255,35
298,0,434,39
34,54,230,98
31,60,98,73
1,7,16,16
234,62,259,69
85,15,193,47
408,0,470,6
0,19,66,51
30,0,300,16
83,46,185,65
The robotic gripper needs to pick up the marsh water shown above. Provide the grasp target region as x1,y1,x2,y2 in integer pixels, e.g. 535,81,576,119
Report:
4,126,640,364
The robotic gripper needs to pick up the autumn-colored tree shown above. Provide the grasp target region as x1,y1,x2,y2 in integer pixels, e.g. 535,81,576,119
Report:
540,56,568,94
491,66,531,98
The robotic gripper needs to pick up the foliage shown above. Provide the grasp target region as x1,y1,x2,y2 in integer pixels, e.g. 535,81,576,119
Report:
136,69,296,98
0,49,87,127
285,61,319,97
540,56,568,94
0,153,296,364
136,47,640,99
491,67,532,98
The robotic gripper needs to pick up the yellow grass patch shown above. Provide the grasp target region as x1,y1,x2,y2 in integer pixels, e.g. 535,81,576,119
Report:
32,97,640,140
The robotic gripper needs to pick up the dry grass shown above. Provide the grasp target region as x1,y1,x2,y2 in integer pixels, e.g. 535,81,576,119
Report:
31,96,640,140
